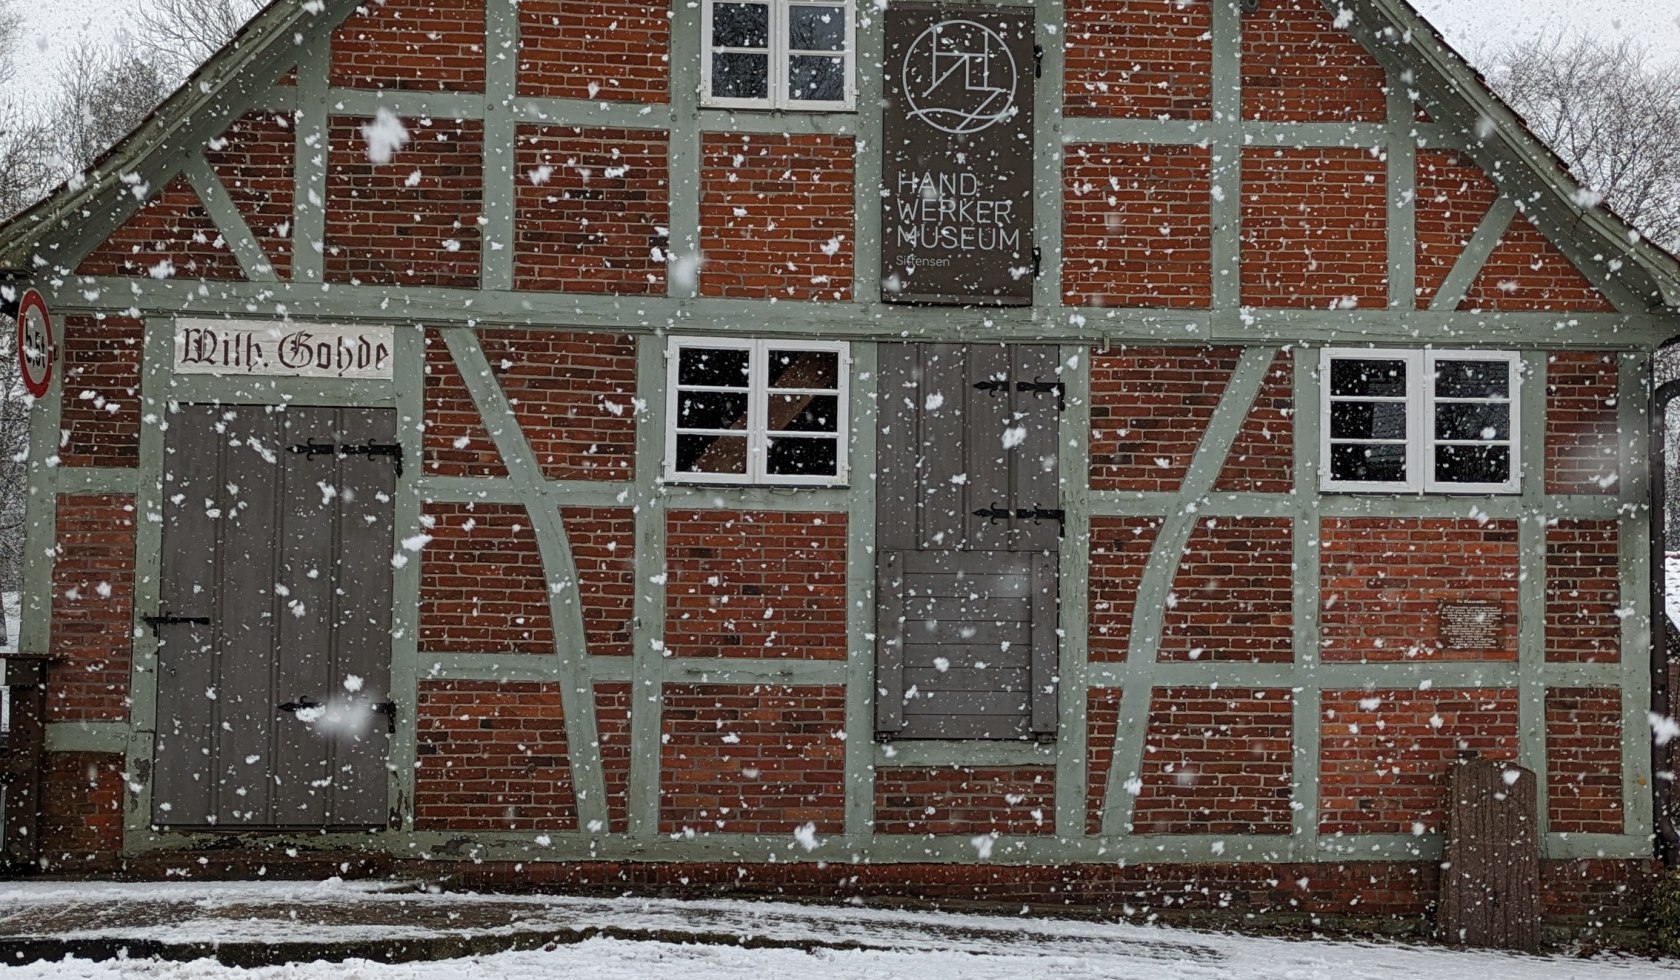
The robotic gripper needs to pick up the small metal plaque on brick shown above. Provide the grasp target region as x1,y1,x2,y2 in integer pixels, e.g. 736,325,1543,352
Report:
1440,602,1503,650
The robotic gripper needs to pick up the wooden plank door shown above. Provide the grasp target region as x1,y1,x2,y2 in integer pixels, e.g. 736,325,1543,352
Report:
151,405,397,830
876,344,1061,740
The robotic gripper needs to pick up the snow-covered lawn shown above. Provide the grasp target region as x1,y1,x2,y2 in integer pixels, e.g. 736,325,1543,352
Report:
0,880,1673,979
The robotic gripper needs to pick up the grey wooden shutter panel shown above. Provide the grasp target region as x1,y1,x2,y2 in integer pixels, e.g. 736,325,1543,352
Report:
874,344,1061,740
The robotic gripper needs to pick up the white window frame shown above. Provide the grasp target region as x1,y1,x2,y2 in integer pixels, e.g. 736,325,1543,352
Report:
1320,348,1521,495
701,0,857,112
665,337,851,487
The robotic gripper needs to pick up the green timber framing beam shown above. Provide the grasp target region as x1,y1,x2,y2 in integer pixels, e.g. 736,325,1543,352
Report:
626,336,669,840
29,278,1673,349
1619,352,1656,843
387,327,427,827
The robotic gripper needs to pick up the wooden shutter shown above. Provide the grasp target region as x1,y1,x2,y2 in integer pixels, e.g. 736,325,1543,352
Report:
875,344,1061,739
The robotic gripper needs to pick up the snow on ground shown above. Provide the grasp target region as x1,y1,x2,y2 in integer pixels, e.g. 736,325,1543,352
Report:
0,880,1674,979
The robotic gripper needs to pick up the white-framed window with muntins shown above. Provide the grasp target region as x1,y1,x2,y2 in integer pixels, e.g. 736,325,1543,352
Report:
702,0,856,111
1321,349,1521,495
666,337,851,486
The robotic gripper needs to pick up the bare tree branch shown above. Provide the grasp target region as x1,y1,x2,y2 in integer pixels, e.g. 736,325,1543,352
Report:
135,0,265,79
1489,35,1680,252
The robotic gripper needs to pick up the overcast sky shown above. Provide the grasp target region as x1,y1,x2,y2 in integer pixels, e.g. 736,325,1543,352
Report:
12,0,1680,105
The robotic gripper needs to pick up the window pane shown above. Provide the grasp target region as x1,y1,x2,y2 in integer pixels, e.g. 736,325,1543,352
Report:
1330,401,1408,441
713,2,769,47
1435,402,1510,442
766,348,840,389
1434,359,1509,399
767,437,838,476
770,394,840,433
788,55,846,102
711,52,770,100
678,346,750,387
1330,442,1407,484
1435,444,1511,485
677,391,749,431
1330,358,1407,398
789,5,846,50
677,434,748,475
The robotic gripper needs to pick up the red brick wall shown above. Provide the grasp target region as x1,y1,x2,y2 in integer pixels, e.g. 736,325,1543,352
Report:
1063,144,1211,308
330,0,485,92
419,503,553,654
1545,520,1620,664
414,681,576,831
699,133,854,300
1133,689,1293,835
1414,151,1499,308
1320,688,1520,835
562,507,635,658
1242,148,1388,308
1212,350,1294,493
58,315,142,469
205,111,296,280
1240,0,1388,122
1086,687,1124,833
664,511,848,660
1088,517,1162,662
659,684,846,834
76,176,243,279
1064,0,1210,119
421,331,507,478
875,767,1056,836
325,116,483,287
1545,352,1620,495
1161,518,1293,663
480,328,638,481
50,495,136,723
1462,214,1615,312
517,0,669,103
1319,519,1519,662
595,682,632,834
38,752,126,871
1546,688,1624,835
1089,346,1238,491
513,127,668,294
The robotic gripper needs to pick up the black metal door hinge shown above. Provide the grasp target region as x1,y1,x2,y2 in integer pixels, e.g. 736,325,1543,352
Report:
1016,378,1066,411
1034,44,1043,79
1033,245,1043,279
972,379,1010,395
142,613,210,637
277,697,321,715
290,439,405,477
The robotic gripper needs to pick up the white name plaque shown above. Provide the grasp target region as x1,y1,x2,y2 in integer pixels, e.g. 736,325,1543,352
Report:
173,319,394,380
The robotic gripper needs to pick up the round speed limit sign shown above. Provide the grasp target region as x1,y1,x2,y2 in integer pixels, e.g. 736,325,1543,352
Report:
16,289,53,398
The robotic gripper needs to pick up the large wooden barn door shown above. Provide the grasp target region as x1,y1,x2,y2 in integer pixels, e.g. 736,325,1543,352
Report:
876,344,1061,740
151,406,397,830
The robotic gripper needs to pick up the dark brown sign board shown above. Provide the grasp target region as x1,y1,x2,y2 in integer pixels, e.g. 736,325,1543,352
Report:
881,5,1035,306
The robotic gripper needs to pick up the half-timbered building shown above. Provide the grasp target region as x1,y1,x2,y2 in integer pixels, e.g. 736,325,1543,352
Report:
0,0,1676,936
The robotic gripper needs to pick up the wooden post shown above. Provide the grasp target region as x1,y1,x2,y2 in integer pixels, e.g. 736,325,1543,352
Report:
0,655,50,872
1438,758,1542,952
